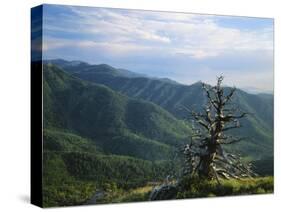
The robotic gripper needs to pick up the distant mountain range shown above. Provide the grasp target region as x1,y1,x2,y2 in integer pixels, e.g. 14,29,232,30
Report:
45,59,273,160
240,86,273,95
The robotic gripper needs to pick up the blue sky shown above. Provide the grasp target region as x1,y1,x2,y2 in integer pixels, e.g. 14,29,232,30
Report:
41,4,274,93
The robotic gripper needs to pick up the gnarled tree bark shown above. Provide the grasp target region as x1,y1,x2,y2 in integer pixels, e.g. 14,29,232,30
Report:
182,76,255,181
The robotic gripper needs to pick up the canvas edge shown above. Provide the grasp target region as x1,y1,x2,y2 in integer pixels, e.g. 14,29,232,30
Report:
31,4,43,208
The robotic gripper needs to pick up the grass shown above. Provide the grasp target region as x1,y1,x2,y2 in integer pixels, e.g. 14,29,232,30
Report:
97,185,154,204
95,177,273,204
176,176,273,199
43,181,96,207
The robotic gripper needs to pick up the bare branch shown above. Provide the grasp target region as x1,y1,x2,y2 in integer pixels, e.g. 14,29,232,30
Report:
222,124,241,132
203,83,219,110
223,87,236,105
221,112,247,122
219,137,245,145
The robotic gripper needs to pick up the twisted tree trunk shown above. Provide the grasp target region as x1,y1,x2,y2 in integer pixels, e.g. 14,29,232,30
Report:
198,144,217,179
182,76,253,181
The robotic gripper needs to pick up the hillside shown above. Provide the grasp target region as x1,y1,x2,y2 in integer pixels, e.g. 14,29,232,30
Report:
43,63,191,160
42,63,194,206
43,129,171,207
48,60,273,159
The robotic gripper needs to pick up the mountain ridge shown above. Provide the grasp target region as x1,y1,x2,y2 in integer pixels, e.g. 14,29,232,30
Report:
45,59,272,95
46,59,273,160
43,63,191,161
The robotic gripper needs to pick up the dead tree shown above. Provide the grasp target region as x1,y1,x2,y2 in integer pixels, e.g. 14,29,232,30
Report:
182,76,255,182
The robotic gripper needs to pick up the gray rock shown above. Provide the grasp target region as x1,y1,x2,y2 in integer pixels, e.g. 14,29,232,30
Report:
149,184,178,200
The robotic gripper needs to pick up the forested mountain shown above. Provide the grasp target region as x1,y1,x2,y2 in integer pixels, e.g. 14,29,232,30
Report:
43,129,170,206
48,60,273,159
42,63,193,206
43,63,191,160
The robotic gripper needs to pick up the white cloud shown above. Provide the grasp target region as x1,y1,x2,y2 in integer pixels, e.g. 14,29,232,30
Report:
42,38,72,51
76,41,154,54
43,37,155,55
42,6,273,92
44,6,273,59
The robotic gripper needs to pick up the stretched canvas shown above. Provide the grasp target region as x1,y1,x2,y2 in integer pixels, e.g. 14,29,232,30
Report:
31,4,274,208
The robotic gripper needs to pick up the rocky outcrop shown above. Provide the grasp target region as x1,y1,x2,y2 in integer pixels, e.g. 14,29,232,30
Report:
149,184,178,200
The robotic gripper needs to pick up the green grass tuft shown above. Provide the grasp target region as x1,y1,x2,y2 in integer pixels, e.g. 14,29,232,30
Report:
176,176,273,199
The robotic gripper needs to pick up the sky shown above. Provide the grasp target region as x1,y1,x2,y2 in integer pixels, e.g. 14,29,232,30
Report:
40,4,274,93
